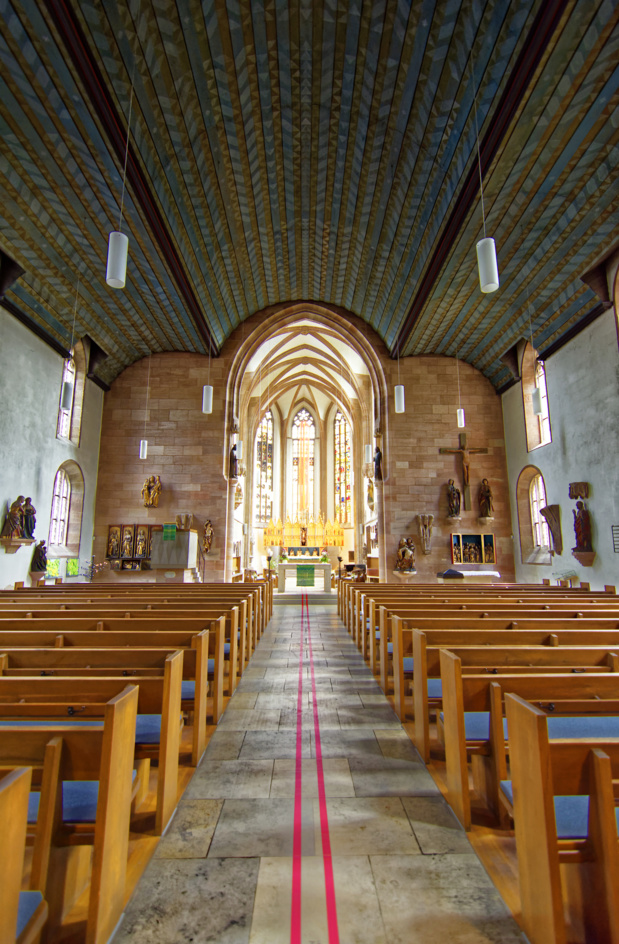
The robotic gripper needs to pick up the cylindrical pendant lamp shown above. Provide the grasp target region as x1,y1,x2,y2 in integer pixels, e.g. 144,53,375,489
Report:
106,231,129,288
532,387,543,416
61,380,74,411
457,408,466,428
139,439,148,459
394,384,405,414
476,237,499,293
364,444,372,464
202,385,213,414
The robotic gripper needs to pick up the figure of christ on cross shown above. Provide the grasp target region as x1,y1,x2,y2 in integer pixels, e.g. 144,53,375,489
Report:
439,433,488,511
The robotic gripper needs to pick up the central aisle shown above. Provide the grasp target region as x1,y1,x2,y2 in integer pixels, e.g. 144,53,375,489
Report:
116,601,525,944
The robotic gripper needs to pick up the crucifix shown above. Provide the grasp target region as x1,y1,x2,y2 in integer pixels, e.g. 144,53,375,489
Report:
439,433,488,511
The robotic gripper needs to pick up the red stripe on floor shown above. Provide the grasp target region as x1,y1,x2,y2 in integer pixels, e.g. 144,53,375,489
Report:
290,595,304,943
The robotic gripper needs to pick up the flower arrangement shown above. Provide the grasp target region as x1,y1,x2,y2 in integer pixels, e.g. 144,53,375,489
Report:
320,547,329,562
280,547,288,561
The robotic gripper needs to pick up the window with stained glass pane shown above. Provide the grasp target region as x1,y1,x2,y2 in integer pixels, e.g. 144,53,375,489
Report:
529,474,550,548
334,410,351,524
292,409,315,518
57,358,75,439
49,469,70,546
255,410,274,523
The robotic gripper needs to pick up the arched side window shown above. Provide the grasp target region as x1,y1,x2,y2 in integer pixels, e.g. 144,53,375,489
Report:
534,361,551,445
521,341,552,451
516,465,552,565
292,408,315,519
254,410,273,524
56,340,87,445
48,461,85,556
529,474,550,548
334,410,351,524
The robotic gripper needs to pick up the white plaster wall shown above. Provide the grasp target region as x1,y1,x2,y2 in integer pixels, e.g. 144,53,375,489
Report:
502,308,619,589
0,308,104,588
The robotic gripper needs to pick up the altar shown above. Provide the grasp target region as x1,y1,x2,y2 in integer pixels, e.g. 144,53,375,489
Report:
277,560,331,592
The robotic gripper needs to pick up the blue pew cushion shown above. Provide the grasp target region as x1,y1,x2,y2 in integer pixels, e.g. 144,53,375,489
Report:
427,678,443,698
387,643,393,655
28,782,99,824
439,711,508,741
223,643,230,656
181,680,195,700
500,781,619,839
547,715,619,739
135,714,162,744
17,891,44,937
208,658,215,673
402,657,414,674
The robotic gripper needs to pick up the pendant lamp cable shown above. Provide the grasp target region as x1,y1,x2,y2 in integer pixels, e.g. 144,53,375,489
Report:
117,81,134,234
456,347,462,410
69,274,80,356
472,65,486,239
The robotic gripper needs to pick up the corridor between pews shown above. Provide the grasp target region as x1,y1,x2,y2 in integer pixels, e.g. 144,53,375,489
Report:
115,599,525,944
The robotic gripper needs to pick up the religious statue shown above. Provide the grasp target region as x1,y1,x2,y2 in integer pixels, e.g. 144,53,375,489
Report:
31,539,47,573
479,478,494,518
572,501,592,552
107,526,120,558
202,519,214,554
229,443,238,478
374,446,383,481
22,497,36,539
417,514,434,555
141,475,162,508
395,537,416,573
366,476,375,510
1,496,25,538
121,527,134,558
135,527,148,558
439,434,488,510
447,479,461,518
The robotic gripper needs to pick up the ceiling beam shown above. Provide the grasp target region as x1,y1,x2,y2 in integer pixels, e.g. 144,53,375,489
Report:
46,0,219,357
391,0,569,360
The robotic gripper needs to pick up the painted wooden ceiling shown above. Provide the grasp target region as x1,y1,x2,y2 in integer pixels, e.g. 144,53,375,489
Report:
0,0,617,387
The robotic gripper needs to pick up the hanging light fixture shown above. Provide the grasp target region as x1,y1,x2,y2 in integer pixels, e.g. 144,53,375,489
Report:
202,334,213,414
525,278,543,415
394,345,405,413
456,348,465,427
139,352,151,459
473,71,499,293
532,386,543,416
364,444,372,464
106,84,133,288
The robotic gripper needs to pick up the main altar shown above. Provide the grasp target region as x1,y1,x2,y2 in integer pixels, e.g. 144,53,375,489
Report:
277,559,332,592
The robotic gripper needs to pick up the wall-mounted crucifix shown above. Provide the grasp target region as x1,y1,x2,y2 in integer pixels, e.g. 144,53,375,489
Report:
439,433,488,511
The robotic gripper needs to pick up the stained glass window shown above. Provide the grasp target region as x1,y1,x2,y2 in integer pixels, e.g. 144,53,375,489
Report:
49,468,70,546
255,410,274,524
334,410,351,524
292,409,315,518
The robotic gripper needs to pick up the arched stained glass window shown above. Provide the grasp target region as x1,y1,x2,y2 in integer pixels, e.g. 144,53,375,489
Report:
292,409,315,519
334,410,351,524
529,474,550,548
255,410,273,524
49,468,71,546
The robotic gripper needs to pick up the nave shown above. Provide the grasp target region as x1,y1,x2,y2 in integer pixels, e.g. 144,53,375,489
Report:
115,600,525,944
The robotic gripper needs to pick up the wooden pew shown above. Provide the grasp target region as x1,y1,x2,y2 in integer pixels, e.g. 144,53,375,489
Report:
0,766,48,944
0,662,182,836
505,693,619,944
390,619,619,759
438,657,619,830
0,632,211,767
0,684,138,944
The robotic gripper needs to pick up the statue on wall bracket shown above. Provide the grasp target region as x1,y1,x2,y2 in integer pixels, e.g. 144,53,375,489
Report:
417,514,434,555
446,479,461,519
142,475,162,508
394,537,416,574
571,500,595,567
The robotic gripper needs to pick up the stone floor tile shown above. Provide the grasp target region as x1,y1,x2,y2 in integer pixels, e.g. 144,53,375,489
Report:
319,797,420,856
239,729,311,759
348,755,440,797
270,758,354,798
217,708,281,731
184,759,274,799
402,796,473,855
208,798,314,857
203,730,246,760
154,798,223,858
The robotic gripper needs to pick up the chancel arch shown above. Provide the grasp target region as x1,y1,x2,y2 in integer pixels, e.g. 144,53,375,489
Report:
225,304,388,579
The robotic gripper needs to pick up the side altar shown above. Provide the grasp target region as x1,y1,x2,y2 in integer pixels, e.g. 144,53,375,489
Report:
277,560,331,592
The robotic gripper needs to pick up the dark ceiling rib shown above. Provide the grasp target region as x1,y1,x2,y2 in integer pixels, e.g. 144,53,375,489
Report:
46,0,219,358
391,0,569,360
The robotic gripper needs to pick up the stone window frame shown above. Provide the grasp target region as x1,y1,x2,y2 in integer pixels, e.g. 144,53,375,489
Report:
521,341,552,452
48,460,84,557
516,465,552,565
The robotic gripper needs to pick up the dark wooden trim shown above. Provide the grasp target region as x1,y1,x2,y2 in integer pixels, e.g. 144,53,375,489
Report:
87,372,111,392
1,297,70,358
46,0,219,358
392,0,569,358
538,302,612,361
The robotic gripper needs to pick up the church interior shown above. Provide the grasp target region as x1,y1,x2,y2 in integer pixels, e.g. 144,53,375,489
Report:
1,1,619,943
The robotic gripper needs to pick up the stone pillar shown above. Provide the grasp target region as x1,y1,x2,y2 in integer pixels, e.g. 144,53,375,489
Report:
224,475,239,582
375,480,387,582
